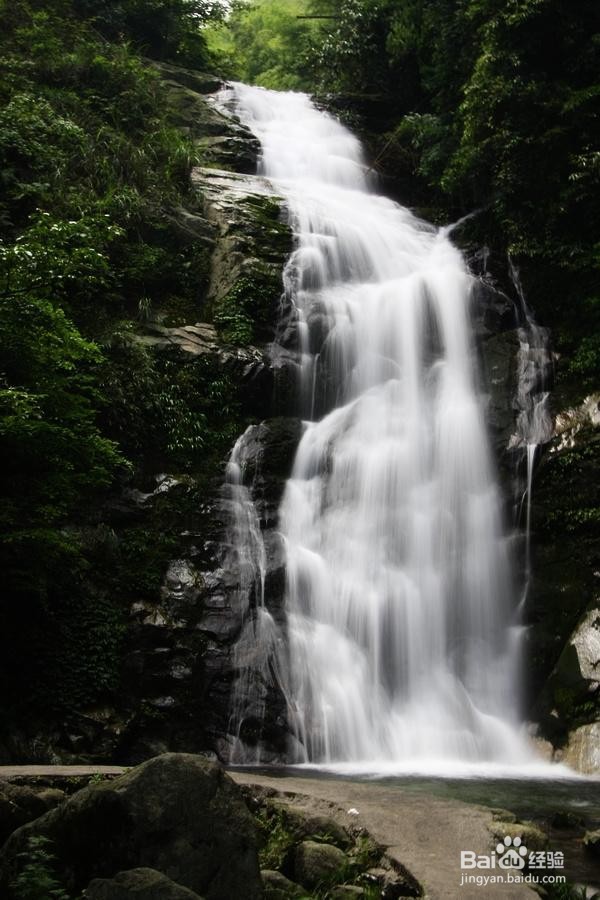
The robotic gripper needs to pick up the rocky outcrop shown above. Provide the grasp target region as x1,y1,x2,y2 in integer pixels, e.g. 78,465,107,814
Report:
539,605,600,730
560,723,600,774
0,754,262,900
470,265,600,773
153,60,260,173
193,166,292,350
471,280,520,471
529,398,600,762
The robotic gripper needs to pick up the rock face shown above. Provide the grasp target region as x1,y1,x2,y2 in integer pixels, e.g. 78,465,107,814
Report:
560,723,600,775
539,605,600,728
529,395,600,762
109,71,297,765
153,60,260,172
0,754,262,900
470,266,600,772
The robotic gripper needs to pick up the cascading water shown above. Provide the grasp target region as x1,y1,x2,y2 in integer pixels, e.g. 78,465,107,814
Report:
223,83,542,772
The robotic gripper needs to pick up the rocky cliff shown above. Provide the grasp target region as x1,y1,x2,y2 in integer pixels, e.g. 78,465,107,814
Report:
0,64,299,765
2,62,597,774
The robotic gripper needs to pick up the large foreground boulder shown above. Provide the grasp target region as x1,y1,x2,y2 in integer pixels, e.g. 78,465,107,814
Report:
86,867,203,899
0,754,262,900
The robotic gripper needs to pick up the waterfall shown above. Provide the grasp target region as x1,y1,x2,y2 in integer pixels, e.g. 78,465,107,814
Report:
223,83,541,772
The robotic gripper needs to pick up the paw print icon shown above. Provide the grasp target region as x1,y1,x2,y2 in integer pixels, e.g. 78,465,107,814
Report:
497,836,528,870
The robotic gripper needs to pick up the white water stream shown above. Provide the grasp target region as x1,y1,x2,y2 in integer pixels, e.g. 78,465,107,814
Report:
223,84,545,773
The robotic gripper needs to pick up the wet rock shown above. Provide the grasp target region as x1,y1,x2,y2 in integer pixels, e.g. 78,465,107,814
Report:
291,840,347,890
86,867,203,899
479,330,520,460
364,861,422,899
535,604,600,765
489,821,548,852
560,723,600,774
583,829,600,858
330,887,365,899
193,167,291,350
151,62,260,173
233,418,303,523
0,754,262,900
473,282,516,338
131,322,221,356
261,869,304,899
271,803,352,850
549,606,600,696
196,134,261,174
527,410,600,747
161,559,203,615
152,61,223,95
550,809,583,829
167,207,215,246
553,393,600,452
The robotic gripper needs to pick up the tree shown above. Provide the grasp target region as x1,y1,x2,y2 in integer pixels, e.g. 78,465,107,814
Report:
207,0,319,89
73,0,227,66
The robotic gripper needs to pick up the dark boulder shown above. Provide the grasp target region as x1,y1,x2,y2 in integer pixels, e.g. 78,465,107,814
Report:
0,782,64,845
86,867,203,899
0,754,262,900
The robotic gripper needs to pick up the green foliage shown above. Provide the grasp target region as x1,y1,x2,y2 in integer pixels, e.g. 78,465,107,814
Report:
255,806,296,870
0,213,123,316
206,0,319,89
0,93,87,227
100,340,242,467
347,834,380,872
213,267,283,345
72,0,226,68
277,0,599,377
0,289,123,541
0,0,244,720
568,333,600,382
88,772,108,784
310,0,403,97
10,836,71,900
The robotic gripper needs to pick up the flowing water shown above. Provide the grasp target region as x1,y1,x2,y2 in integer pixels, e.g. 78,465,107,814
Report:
222,83,547,773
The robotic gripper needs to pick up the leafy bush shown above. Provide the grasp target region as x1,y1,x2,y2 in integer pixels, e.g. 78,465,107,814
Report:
10,837,71,900
0,0,231,717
